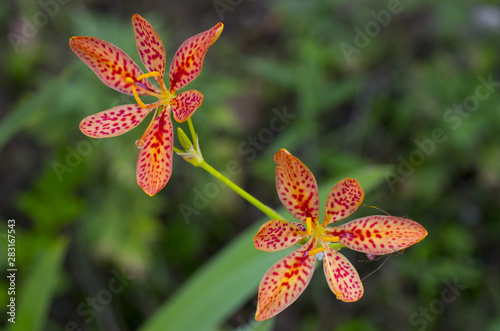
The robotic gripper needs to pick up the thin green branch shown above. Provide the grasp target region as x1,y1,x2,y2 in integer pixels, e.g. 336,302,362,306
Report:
198,161,284,221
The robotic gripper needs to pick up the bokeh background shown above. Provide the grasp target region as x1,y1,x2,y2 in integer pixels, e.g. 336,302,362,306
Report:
1,0,500,330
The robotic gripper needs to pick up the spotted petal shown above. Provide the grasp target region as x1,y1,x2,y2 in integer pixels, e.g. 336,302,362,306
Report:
254,220,307,252
171,90,204,123
274,149,320,223
169,22,223,92
70,37,160,96
79,103,156,138
132,14,166,80
255,238,317,321
136,109,173,196
327,216,428,255
322,244,363,302
322,178,364,227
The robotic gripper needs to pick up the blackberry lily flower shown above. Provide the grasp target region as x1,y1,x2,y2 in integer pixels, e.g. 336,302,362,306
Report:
253,149,427,320
70,15,223,195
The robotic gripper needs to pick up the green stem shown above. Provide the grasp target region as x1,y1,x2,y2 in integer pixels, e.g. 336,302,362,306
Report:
198,161,284,221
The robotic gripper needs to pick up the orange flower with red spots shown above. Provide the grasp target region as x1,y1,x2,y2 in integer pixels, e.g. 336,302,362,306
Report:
254,149,427,320
69,15,223,196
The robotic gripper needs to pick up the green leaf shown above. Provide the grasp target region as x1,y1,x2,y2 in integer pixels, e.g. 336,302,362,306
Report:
253,318,275,331
7,237,68,331
139,220,294,331
139,165,390,331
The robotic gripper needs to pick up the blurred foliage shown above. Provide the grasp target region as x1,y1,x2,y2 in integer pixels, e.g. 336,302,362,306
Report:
1,0,500,330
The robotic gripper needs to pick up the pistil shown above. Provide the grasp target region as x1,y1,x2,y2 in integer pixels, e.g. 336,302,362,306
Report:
135,105,162,148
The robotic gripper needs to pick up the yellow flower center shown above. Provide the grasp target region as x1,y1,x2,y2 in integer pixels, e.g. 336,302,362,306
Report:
125,71,175,148
305,216,340,256
161,88,173,105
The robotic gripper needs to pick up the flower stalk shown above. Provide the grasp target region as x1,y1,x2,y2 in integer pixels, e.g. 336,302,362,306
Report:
198,161,284,221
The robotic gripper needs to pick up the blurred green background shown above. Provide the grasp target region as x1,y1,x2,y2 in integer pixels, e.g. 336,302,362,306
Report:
1,0,500,330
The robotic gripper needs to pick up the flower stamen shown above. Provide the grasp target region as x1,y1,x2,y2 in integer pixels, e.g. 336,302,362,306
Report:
135,84,162,99
126,77,147,108
136,72,163,99
308,246,326,256
134,83,162,99
137,71,161,80
322,236,340,243
126,73,163,108
306,217,312,236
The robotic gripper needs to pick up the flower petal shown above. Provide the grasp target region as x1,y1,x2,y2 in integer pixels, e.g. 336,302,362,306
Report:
254,220,307,252
323,245,363,302
132,14,167,80
79,103,156,138
69,36,159,95
274,149,320,223
171,90,204,123
136,109,173,196
255,238,317,321
322,178,364,226
169,22,223,92
327,216,428,255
